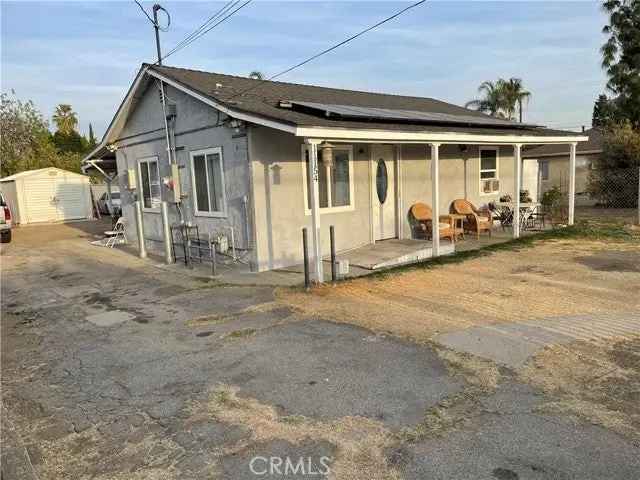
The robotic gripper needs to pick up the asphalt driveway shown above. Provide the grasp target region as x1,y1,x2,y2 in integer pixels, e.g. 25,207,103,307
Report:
2,221,639,479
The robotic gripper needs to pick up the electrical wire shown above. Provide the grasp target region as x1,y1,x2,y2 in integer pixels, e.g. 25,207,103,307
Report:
159,0,253,63
227,0,427,100
164,0,237,57
133,0,170,31
156,5,171,32
134,0,155,25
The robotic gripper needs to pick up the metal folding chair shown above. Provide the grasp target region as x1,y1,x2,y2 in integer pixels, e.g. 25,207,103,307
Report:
104,217,127,248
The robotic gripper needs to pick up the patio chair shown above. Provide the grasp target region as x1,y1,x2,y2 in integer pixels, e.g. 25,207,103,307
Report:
410,202,455,243
104,217,127,248
450,199,492,239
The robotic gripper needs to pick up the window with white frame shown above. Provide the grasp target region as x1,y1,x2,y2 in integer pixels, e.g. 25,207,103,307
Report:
138,157,161,209
303,145,354,213
479,148,499,194
190,147,226,216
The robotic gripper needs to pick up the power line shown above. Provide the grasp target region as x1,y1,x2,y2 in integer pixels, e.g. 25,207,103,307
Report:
134,0,155,25
133,1,170,31
164,1,237,59
159,0,253,63
227,0,427,100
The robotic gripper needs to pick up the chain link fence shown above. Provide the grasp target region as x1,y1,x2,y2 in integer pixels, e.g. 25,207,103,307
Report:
577,166,640,224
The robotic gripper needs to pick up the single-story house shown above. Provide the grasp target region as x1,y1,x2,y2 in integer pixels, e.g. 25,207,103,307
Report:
0,167,94,224
523,127,603,204
83,64,587,281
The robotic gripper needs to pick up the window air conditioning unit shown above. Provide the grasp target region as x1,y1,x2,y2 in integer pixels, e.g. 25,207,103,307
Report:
481,179,500,194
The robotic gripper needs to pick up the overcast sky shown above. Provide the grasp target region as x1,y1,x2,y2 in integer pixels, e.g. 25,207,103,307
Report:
1,1,608,138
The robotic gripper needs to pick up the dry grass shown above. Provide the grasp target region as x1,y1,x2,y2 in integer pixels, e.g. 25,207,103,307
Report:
278,239,640,343
521,337,640,442
209,385,402,480
436,348,500,391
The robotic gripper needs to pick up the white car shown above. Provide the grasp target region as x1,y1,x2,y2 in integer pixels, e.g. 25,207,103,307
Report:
0,192,12,243
97,192,121,216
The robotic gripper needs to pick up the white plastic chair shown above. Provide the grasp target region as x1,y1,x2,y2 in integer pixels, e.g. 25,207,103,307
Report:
104,217,127,248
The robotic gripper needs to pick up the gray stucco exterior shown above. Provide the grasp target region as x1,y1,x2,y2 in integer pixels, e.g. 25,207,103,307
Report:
114,80,524,272
115,82,255,267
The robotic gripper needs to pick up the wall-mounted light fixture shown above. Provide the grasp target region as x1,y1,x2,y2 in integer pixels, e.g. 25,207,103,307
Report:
319,141,335,167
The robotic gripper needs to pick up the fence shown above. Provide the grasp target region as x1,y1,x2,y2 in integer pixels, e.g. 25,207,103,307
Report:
574,166,640,224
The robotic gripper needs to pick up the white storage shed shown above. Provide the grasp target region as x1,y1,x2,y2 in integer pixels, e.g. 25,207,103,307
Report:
0,168,93,224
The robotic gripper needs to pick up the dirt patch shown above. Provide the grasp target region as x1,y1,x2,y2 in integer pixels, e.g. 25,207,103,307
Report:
575,251,640,272
208,385,402,480
520,337,640,441
278,239,640,343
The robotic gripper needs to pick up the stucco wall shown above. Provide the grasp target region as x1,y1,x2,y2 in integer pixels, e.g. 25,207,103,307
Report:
249,126,519,271
249,126,373,271
537,153,598,196
115,83,254,266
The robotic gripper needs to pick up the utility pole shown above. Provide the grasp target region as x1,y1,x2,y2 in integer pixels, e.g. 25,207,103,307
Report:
153,4,163,64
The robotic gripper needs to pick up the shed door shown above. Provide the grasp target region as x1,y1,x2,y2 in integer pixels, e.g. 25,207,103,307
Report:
24,177,59,223
56,175,88,220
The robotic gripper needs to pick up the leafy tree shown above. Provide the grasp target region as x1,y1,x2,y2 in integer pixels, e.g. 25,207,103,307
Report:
53,130,85,153
52,104,78,134
1,93,56,176
587,122,640,207
248,70,265,80
1,93,87,176
88,123,97,149
601,0,640,125
592,94,619,126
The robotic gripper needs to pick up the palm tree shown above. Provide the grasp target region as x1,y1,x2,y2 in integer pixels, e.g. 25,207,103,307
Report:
502,78,531,123
466,78,531,122
52,104,78,134
465,81,506,118
248,71,265,80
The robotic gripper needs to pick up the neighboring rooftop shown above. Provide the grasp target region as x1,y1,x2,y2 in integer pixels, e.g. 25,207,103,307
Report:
150,64,577,138
523,128,604,157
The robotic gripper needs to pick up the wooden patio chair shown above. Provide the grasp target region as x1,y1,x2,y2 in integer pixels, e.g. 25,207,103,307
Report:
410,202,455,243
450,199,493,239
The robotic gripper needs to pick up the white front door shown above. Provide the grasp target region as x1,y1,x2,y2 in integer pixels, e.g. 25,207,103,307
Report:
371,144,396,240
522,159,539,202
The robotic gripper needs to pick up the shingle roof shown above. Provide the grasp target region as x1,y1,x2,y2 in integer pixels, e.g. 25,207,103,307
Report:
150,64,578,138
522,128,604,157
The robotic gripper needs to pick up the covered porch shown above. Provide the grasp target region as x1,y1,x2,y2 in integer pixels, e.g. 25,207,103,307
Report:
302,130,587,283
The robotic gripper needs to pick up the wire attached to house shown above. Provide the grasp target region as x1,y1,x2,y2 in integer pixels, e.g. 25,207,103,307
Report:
163,0,237,57
158,0,253,63
133,0,170,31
226,0,427,101
134,0,155,25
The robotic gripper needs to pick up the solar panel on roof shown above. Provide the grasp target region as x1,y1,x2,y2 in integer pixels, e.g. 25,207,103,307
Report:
289,101,538,128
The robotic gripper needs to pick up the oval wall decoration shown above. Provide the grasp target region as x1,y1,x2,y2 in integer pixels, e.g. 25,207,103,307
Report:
376,159,388,204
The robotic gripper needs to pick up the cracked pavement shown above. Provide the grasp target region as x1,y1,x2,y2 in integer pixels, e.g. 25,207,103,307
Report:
1,221,639,479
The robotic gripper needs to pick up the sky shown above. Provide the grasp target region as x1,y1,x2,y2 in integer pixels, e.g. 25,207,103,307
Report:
1,1,609,138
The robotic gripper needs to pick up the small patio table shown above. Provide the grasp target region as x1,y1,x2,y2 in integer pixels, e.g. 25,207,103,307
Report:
495,202,541,231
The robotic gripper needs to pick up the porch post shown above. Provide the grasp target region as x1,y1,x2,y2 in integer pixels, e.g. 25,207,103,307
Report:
513,144,522,238
568,142,577,225
431,143,440,256
395,144,404,239
306,139,323,283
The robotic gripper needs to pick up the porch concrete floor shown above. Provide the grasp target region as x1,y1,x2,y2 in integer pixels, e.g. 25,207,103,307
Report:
335,238,455,270
150,227,551,286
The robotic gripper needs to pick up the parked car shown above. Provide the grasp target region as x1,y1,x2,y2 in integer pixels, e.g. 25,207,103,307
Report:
0,192,13,243
97,191,121,216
